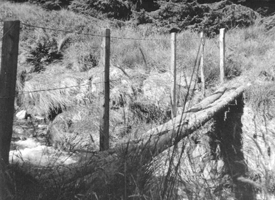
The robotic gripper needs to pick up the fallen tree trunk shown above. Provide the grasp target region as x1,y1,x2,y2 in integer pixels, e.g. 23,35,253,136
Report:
130,81,251,155
43,78,251,186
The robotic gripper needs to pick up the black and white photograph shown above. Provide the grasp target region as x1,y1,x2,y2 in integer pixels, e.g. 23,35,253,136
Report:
0,0,275,199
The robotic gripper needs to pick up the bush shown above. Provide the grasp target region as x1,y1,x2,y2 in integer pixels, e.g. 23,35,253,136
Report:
131,9,153,25
196,1,259,37
149,0,259,36
150,1,209,33
127,0,159,12
63,40,100,72
24,30,63,73
69,0,131,20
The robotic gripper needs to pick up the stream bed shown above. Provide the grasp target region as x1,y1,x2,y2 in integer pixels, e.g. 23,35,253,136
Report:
9,119,79,167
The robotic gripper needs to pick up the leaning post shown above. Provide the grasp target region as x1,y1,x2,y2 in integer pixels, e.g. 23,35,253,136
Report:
99,29,110,151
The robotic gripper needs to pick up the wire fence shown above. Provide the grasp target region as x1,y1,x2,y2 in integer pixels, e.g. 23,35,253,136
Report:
0,19,231,157
20,22,205,41
21,22,168,41
0,19,233,117
0,19,248,126
0,20,209,100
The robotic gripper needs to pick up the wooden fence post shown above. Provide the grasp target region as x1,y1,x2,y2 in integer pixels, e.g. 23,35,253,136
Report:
0,20,20,165
219,28,225,84
99,29,110,151
171,32,177,118
200,32,205,97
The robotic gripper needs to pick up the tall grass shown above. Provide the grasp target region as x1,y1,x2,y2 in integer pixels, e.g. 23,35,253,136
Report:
243,84,275,199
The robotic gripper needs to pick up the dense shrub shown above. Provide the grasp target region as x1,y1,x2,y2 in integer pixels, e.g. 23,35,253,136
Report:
131,9,153,25
199,1,259,36
24,31,63,73
149,0,259,36
197,0,275,16
126,0,159,12
69,0,131,20
150,1,209,32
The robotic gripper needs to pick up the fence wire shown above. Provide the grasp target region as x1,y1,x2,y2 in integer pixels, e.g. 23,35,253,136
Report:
0,20,207,99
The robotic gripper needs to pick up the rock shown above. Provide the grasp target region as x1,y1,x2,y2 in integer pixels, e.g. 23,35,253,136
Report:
34,115,45,121
13,126,24,135
38,124,47,129
46,105,125,152
12,138,40,149
16,110,27,120
203,161,217,180
217,160,224,173
9,145,79,166
19,136,27,141
46,108,100,151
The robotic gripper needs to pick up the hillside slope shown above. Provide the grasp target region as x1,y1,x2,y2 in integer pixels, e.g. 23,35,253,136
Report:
6,0,260,35
1,1,275,199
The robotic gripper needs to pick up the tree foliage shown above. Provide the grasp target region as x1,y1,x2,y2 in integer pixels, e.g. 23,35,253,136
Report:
150,0,259,36
7,0,261,36
126,0,159,11
69,0,131,20
195,1,259,36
